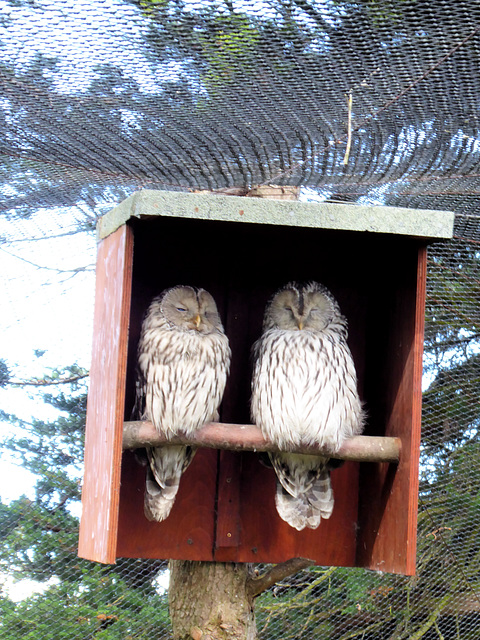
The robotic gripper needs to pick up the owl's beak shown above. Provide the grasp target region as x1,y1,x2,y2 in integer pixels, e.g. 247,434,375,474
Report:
297,321,304,330
194,314,202,329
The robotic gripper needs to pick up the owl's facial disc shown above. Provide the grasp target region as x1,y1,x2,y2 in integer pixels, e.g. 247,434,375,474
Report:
266,287,335,332
160,287,199,331
160,287,223,334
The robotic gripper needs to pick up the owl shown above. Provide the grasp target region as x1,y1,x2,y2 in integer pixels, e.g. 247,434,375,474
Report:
135,286,231,522
251,281,364,531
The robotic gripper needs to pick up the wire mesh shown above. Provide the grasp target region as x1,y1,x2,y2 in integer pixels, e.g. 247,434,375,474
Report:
1,0,480,638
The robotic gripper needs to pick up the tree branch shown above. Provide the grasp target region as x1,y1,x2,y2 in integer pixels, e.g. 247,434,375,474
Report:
0,246,94,273
8,374,89,387
247,558,315,598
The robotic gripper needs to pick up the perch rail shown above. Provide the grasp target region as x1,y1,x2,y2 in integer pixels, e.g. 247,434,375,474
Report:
123,421,401,463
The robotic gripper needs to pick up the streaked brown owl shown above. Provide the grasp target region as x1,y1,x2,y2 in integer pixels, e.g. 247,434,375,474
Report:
251,281,364,531
135,286,231,521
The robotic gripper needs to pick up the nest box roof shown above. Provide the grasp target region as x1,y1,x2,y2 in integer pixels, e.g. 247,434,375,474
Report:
97,189,455,242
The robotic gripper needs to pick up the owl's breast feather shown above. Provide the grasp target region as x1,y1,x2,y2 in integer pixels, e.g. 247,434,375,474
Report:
252,329,362,450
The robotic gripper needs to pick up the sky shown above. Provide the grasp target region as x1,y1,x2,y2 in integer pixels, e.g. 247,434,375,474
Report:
0,204,97,600
0,0,152,88
0,0,146,601
0,208,96,499
0,0,145,505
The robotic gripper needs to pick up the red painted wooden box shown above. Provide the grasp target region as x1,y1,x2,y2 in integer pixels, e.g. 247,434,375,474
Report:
78,190,454,575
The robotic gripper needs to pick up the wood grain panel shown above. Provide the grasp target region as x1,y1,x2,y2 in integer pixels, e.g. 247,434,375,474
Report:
116,449,217,560
406,244,427,573
214,453,359,565
78,224,133,564
356,244,427,575
215,451,242,549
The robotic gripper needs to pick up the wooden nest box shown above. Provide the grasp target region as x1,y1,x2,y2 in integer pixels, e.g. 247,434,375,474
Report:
78,189,454,575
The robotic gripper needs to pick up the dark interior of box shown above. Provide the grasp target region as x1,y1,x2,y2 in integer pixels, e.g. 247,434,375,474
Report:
117,215,422,570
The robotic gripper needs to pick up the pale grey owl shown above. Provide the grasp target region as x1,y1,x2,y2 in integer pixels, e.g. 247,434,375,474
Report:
251,282,364,531
135,286,231,522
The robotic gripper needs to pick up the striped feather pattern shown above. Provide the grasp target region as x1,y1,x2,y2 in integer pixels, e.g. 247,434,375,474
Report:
135,286,231,522
251,282,364,531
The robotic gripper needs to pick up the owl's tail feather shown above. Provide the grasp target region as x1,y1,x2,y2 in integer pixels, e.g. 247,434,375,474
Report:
272,455,334,531
307,468,335,520
144,445,195,522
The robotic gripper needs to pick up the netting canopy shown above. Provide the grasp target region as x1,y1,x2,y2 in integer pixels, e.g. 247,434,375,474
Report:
1,1,480,639
2,0,480,232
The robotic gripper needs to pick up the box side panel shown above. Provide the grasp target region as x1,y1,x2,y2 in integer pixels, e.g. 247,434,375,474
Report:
406,245,427,573
78,225,133,563
356,244,426,575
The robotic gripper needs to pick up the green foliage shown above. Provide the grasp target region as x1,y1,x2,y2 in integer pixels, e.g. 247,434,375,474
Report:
198,12,262,93
425,241,480,363
0,572,171,639
256,565,398,640
421,354,480,457
0,366,87,512
0,365,169,638
422,240,480,468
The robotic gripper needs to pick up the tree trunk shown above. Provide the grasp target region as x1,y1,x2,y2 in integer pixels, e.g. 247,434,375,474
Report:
169,560,257,640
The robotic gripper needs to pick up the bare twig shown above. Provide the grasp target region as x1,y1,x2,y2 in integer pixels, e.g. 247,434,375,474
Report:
343,90,353,166
355,23,480,130
2,228,93,243
264,23,480,186
0,246,93,273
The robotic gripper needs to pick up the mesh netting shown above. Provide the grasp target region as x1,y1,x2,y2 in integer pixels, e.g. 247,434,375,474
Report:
1,0,480,638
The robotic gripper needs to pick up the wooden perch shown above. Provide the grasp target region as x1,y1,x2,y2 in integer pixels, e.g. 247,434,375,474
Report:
123,421,401,463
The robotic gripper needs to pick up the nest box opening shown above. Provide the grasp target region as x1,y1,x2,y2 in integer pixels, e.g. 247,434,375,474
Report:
78,190,454,575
